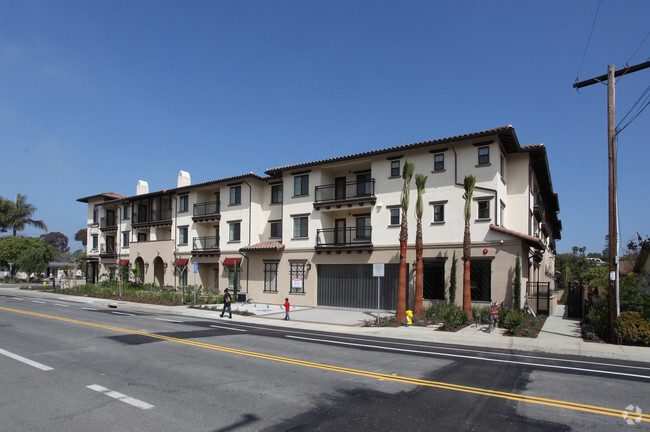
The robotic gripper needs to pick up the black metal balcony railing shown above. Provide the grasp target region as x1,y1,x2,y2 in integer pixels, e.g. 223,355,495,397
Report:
193,236,220,251
193,201,220,218
100,216,117,230
132,208,172,225
100,243,116,253
315,180,375,204
316,227,372,247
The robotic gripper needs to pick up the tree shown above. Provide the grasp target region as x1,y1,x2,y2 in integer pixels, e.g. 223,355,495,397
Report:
0,194,47,236
449,252,457,305
75,228,88,247
397,161,415,323
16,248,51,280
40,232,70,254
462,175,476,319
514,254,522,309
0,237,54,273
413,173,427,317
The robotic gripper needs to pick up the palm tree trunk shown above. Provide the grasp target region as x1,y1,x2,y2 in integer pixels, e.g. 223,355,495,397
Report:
414,219,423,317
396,215,408,323
462,222,473,319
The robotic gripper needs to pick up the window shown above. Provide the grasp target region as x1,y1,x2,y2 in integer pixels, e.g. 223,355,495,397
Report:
230,186,241,205
179,195,189,212
122,232,130,248
434,153,444,171
470,260,491,301
137,232,147,242
123,205,131,220
178,269,187,287
93,205,99,224
293,217,308,238
478,146,490,165
433,204,444,222
500,154,506,180
229,222,241,242
228,267,240,290
92,235,98,250
264,262,278,292
356,173,372,196
478,200,490,219
271,184,283,204
390,160,400,177
289,262,306,294
294,175,309,196
178,227,188,245
423,260,445,300
270,221,282,238
356,216,371,239
390,208,400,225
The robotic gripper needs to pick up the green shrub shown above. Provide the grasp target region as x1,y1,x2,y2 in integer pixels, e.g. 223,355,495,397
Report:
498,305,512,326
586,296,609,340
505,310,525,335
614,311,650,346
472,305,490,323
435,304,469,330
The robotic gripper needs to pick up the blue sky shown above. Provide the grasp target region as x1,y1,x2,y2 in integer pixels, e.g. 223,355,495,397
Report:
1,0,648,255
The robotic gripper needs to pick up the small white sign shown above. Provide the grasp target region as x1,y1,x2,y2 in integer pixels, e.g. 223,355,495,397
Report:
609,271,616,281
292,278,303,288
373,263,385,277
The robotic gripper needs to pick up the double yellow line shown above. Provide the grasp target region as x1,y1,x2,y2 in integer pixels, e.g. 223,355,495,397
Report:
2,305,649,424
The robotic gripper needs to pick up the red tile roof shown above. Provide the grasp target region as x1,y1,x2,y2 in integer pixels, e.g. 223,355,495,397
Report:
239,241,286,253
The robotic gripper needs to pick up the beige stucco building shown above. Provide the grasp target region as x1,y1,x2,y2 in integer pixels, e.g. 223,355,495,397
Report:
78,126,562,313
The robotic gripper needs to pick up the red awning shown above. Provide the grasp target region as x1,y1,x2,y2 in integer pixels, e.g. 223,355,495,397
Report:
222,257,242,266
173,258,189,266
118,259,129,266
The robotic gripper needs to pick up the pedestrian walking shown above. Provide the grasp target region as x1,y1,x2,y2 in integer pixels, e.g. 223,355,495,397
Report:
220,288,232,319
283,298,290,320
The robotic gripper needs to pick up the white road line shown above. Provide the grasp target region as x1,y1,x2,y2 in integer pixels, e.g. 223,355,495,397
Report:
82,307,98,311
11,297,22,300
155,318,184,323
286,335,650,380
111,312,135,316
210,325,247,332
32,301,46,304
86,384,153,410
0,348,53,371
53,303,70,307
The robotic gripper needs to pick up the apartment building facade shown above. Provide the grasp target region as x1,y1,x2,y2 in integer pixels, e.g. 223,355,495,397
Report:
78,125,561,311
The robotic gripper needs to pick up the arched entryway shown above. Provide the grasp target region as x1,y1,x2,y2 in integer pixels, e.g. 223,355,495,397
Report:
153,256,165,286
134,257,145,283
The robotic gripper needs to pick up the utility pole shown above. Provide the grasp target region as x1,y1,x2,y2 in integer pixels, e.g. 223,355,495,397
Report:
574,60,650,343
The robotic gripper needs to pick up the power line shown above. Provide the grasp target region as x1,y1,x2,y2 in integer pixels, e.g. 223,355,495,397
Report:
616,86,650,135
625,30,650,67
575,0,602,83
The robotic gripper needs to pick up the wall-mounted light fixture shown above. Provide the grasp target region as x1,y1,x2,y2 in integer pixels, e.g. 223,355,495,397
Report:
306,263,312,271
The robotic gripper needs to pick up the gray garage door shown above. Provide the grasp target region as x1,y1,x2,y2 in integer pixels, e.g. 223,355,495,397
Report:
317,264,404,310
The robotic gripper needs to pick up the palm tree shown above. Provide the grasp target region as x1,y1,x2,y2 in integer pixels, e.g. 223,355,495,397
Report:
3,194,47,236
462,175,476,319
396,161,415,323
413,173,427,317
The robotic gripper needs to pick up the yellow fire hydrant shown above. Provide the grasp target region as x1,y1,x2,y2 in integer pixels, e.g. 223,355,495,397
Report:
406,310,413,325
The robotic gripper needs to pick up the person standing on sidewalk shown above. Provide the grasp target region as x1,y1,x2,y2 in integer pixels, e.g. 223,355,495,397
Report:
283,298,290,320
220,288,232,319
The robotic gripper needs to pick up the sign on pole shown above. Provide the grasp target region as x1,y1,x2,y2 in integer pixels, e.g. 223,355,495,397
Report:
373,263,384,323
193,262,198,274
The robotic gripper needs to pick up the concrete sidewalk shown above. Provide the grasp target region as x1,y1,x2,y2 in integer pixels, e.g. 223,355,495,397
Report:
3,286,649,363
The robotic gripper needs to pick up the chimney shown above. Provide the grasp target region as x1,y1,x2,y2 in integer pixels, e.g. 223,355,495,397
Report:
136,180,149,195
178,170,191,187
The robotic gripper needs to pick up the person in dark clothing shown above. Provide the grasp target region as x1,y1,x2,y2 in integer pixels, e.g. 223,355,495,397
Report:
220,288,232,319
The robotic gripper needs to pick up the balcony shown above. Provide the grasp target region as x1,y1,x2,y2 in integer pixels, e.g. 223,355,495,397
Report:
192,236,220,257
100,243,117,259
100,216,117,232
193,200,220,223
314,180,376,210
132,208,172,228
316,227,373,253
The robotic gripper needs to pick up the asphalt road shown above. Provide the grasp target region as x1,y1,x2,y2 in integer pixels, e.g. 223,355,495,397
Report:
1,290,649,431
